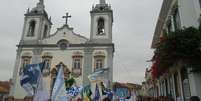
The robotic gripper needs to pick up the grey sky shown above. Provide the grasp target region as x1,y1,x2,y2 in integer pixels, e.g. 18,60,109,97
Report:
0,0,162,84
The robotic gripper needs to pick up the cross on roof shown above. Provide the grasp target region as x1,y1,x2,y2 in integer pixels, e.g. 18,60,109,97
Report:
39,0,44,4
62,13,72,25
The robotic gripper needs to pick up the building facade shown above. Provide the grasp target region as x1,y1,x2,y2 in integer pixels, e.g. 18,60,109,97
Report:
151,0,201,101
9,0,114,100
113,82,142,101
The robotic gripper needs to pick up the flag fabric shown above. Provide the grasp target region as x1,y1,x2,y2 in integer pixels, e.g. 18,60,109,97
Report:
81,85,92,101
67,86,82,97
119,96,125,101
106,90,113,100
88,68,109,82
51,65,67,101
100,82,113,100
20,62,44,96
33,72,49,101
94,84,100,101
119,93,125,101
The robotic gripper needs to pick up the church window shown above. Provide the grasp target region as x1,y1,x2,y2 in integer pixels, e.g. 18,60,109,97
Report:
57,39,69,50
19,56,31,75
42,59,52,76
94,57,105,71
96,59,103,69
27,20,36,37
73,58,81,69
42,53,52,76
97,18,105,35
72,55,82,77
43,25,48,38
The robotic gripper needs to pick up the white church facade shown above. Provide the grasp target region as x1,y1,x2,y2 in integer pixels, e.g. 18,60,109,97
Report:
9,0,114,100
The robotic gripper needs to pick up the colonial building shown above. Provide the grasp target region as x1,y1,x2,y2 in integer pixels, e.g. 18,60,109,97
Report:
141,68,158,97
112,82,142,101
9,0,114,100
150,0,201,101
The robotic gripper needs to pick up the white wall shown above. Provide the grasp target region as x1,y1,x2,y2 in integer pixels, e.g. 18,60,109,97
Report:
178,0,200,28
188,72,201,100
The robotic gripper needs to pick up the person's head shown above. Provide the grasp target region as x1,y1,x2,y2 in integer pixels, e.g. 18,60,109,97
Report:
190,96,200,101
103,97,111,101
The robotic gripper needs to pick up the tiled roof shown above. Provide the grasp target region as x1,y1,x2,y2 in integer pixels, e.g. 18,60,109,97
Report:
0,81,10,93
113,82,142,90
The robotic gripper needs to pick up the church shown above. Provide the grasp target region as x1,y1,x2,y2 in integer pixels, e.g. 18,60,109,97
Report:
9,0,114,100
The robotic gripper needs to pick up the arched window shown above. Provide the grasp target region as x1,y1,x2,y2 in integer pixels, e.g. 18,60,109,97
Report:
94,51,105,71
95,59,104,69
72,54,83,77
57,39,69,50
42,53,52,76
94,55,105,71
97,18,105,35
27,20,36,37
43,25,48,38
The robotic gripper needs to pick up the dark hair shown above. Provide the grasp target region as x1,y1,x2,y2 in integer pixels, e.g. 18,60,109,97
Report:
191,96,200,101
103,97,111,101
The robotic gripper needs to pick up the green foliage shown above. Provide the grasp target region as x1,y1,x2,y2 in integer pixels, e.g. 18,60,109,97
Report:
65,77,76,90
154,26,201,70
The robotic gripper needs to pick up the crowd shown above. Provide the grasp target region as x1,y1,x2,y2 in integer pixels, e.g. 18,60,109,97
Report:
135,96,200,101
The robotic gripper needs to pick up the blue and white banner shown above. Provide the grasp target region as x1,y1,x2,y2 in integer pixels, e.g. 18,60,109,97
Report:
20,62,44,96
119,96,125,101
51,65,67,101
33,73,49,101
67,86,82,97
88,68,109,82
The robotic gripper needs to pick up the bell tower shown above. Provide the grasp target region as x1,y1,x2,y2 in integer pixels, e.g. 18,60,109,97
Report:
20,0,52,44
90,0,113,43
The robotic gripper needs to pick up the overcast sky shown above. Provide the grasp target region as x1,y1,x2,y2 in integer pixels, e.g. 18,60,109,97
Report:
0,0,162,84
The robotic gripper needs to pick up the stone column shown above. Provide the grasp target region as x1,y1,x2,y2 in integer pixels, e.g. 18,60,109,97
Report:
172,74,176,100
106,47,114,88
9,48,22,96
158,81,161,96
178,69,184,101
32,48,42,64
83,47,93,86
167,77,170,95
188,68,201,99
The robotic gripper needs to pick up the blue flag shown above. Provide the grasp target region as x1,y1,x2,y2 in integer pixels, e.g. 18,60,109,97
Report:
67,86,82,97
88,68,109,82
20,62,44,96
94,84,100,101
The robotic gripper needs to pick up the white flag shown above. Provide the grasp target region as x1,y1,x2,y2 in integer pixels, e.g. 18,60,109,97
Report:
51,65,67,101
33,74,49,101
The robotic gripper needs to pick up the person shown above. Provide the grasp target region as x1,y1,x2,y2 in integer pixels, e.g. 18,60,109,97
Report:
190,96,200,101
103,97,111,101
